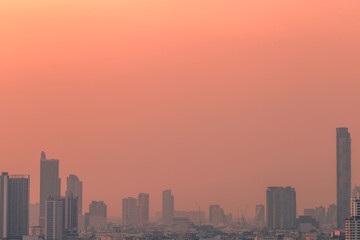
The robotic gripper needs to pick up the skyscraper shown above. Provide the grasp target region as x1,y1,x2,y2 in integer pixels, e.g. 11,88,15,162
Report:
45,197,63,240
266,186,296,230
162,190,174,225
345,192,360,240
337,127,351,229
40,152,61,227
64,192,78,231
255,204,265,226
138,193,149,225
0,172,30,239
87,201,107,229
7,175,30,239
66,175,83,215
122,197,138,226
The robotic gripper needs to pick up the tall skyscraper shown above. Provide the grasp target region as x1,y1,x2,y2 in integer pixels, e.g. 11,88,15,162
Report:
0,172,30,239
255,204,265,226
45,197,63,240
138,193,149,225
337,127,351,229
345,192,360,240
162,190,174,225
66,175,83,215
40,152,61,227
266,186,296,230
122,197,138,226
7,175,30,239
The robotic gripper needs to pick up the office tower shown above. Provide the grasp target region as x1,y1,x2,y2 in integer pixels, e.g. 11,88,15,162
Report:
66,175,83,215
266,186,296,230
45,197,63,240
314,206,326,226
0,172,9,238
40,152,61,227
345,193,360,240
64,192,78,231
138,193,149,225
209,205,224,226
122,197,138,226
0,172,30,239
30,203,40,227
87,201,107,229
162,190,174,225
255,204,265,226
7,175,30,239
337,128,351,229
326,204,337,226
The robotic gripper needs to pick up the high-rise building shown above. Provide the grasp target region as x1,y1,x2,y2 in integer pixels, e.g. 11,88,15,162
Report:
209,205,225,226
7,175,30,239
337,128,351,229
326,204,337,226
0,172,30,239
266,186,296,230
64,192,78,231
87,201,107,229
30,203,40,227
40,152,61,227
66,175,82,215
314,206,326,226
45,197,63,240
122,197,138,226
138,193,149,225
255,204,265,226
345,192,360,240
162,190,174,225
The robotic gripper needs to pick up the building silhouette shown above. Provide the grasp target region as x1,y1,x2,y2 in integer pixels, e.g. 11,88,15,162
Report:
209,205,225,226
122,197,138,226
0,172,30,239
255,204,265,226
138,193,149,225
266,186,296,230
337,128,351,229
345,191,360,240
45,197,63,240
64,192,78,231
40,152,61,227
162,190,174,225
86,201,107,229
66,175,82,215
326,204,337,226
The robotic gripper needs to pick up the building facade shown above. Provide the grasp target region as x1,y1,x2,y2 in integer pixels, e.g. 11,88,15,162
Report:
266,186,297,230
122,197,138,226
66,175,82,215
255,204,265,226
345,193,360,240
40,152,61,227
138,193,149,225
45,197,63,240
337,128,351,229
162,190,174,225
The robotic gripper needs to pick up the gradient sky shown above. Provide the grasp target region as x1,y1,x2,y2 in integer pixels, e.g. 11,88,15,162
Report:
1,1,360,218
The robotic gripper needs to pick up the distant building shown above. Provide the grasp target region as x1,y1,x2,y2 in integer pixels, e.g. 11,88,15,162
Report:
66,175,82,215
0,172,30,239
174,211,206,225
162,190,174,225
345,192,360,240
255,205,265,226
64,192,78,231
138,193,149,225
40,152,61,227
266,186,296,230
30,203,40,227
209,205,231,226
297,216,319,232
314,206,326,226
337,128,351,229
326,204,337,226
86,201,107,229
45,197,63,240
122,197,138,226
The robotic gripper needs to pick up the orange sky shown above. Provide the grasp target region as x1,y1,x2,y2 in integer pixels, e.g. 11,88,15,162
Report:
1,0,360,218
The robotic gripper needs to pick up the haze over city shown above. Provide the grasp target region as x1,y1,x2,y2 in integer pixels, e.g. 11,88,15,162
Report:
1,0,360,225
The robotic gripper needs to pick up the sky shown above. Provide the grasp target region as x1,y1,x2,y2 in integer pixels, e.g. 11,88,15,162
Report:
1,0,360,218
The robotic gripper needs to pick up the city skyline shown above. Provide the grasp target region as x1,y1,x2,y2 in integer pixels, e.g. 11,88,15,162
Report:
1,0,360,220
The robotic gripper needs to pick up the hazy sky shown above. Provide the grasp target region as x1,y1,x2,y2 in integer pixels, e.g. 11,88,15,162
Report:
1,1,360,218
